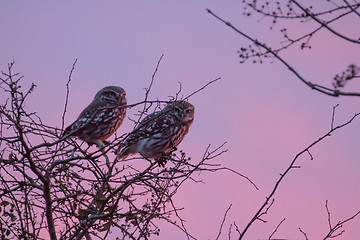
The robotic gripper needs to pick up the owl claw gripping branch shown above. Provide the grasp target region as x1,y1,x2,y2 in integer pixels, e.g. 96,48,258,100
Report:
116,100,195,166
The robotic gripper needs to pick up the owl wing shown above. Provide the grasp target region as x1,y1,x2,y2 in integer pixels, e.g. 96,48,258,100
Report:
117,109,176,157
128,110,173,142
62,100,121,139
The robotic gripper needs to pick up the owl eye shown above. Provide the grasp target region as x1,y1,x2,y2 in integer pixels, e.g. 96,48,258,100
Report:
185,109,192,114
107,91,116,98
174,107,181,113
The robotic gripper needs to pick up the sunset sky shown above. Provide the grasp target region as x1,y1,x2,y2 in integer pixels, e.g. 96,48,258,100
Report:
1,1,359,239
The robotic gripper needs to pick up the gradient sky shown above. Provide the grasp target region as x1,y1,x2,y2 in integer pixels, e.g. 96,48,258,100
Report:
1,1,359,239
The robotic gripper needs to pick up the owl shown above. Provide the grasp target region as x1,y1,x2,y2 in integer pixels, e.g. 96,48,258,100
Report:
62,86,127,146
116,100,195,165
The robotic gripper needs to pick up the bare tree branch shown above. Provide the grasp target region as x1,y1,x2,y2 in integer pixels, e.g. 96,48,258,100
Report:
299,227,309,240
215,204,232,240
0,61,235,240
323,200,360,239
207,8,360,97
184,77,221,100
237,111,360,239
290,0,360,44
134,54,164,129
61,59,78,131
268,218,286,240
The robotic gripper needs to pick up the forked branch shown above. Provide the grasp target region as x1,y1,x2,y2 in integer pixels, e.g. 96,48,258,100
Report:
207,9,360,97
237,112,360,239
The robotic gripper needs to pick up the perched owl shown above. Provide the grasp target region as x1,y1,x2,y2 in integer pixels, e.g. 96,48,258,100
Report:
62,86,127,146
116,100,194,164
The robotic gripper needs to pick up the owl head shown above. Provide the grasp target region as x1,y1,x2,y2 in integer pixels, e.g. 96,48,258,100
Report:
164,100,195,124
94,86,126,105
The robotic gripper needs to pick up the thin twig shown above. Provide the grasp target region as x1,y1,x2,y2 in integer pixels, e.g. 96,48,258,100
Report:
170,199,191,240
62,59,78,130
135,54,164,129
322,200,360,239
215,204,232,240
268,218,286,240
331,104,339,130
299,227,309,240
184,77,221,100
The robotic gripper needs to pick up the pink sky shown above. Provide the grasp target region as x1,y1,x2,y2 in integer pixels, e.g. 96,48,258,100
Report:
1,1,359,239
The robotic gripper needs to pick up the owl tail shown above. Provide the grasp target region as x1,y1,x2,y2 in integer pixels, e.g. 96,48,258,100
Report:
115,149,127,160
61,124,74,138
115,145,132,160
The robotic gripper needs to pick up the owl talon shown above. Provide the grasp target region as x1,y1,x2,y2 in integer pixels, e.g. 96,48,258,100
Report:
157,159,166,167
156,153,172,167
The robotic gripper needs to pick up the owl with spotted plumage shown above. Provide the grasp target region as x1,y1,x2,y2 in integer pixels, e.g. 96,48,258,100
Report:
62,86,127,146
116,100,194,164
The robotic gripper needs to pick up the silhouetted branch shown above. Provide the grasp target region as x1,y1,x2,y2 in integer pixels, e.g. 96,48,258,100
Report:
331,104,339,130
134,54,164,129
184,77,221,100
215,204,232,240
268,218,286,240
299,227,309,240
290,0,360,44
61,58,78,131
333,64,360,89
207,8,360,97
0,61,235,240
323,200,360,239
237,111,360,239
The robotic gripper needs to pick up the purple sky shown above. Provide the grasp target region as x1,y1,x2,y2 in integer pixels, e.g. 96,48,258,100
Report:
1,1,359,239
